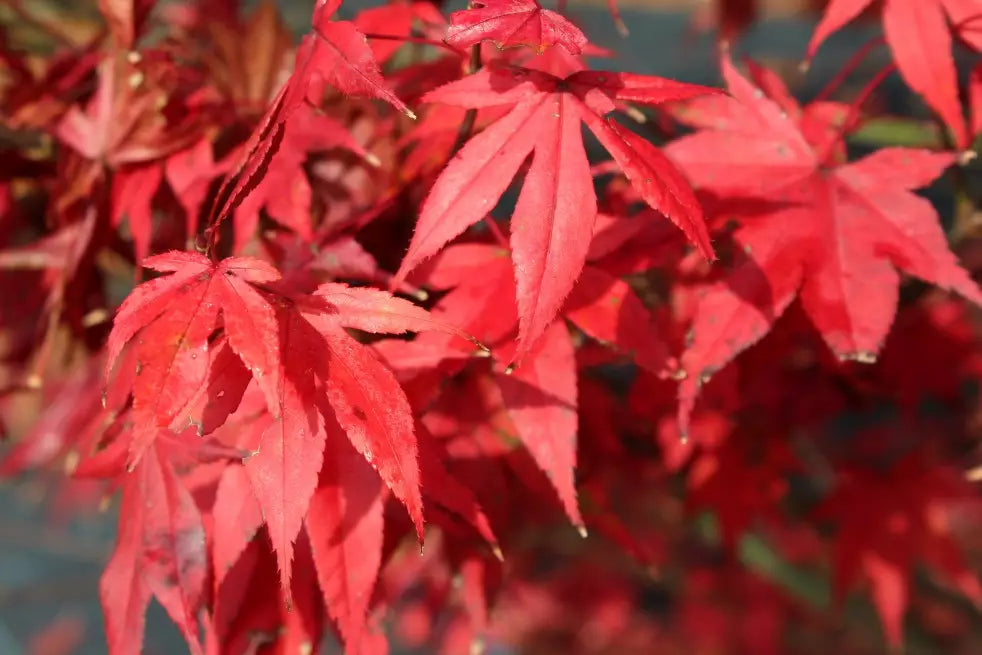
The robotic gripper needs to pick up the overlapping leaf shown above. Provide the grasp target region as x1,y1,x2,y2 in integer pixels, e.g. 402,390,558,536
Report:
105,250,475,608
666,54,982,432
394,63,716,362
808,0,979,149
446,0,588,54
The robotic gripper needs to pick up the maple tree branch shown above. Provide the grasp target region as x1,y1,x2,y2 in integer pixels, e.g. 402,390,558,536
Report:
483,217,508,248
812,36,885,103
817,63,896,166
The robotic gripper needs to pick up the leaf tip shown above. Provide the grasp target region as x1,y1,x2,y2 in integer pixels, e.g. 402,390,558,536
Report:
491,543,504,562
839,351,877,365
958,150,977,166
577,525,589,539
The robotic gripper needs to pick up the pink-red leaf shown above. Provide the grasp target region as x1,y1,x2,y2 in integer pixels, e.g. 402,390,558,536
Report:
495,320,582,530
446,0,588,55
243,311,328,598
307,425,385,654
309,317,425,542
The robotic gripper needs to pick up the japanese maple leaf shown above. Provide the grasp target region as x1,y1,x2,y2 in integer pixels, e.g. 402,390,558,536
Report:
111,163,162,264
106,252,474,592
666,54,982,432
232,103,374,252
416,241,671,373
404,242,669,530
290,0,414,118
57,57,203,167
210,463,264,592
100,443,207,655
306,424,385,654
356,1,447,64
807,0,978,148
417,425,501,556
207,533,323,653
114,138,235,261
105,252,282,464
205,0,412,235
446,0,589,55
493,320,583,530
394,63,716,362
241,309,328,600
164,138,232,238
817,456,982,647
203,0,294,110
686,432,797,551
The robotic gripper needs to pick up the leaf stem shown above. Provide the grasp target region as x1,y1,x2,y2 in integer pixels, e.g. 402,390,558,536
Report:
812,36,885,103
483,217,508,248
362,32,466,57
817,63,896,166
450,46,482,156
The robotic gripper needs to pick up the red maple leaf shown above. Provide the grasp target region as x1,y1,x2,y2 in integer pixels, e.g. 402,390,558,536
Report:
808,0,979,149
231,103,375,252
396,237,672,532
100,442,207,655
446,0,588,55
394,62,716,362
104,250,474,600
817,455,982,647
294,0,414,118
355,0,447,64
666,54,982,431
307,424,386,653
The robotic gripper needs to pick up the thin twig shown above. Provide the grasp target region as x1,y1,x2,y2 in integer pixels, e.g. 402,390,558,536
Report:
817,63,896,166
484,217,508,248
450,46,482,156
362,32,466,57
812,36,885,103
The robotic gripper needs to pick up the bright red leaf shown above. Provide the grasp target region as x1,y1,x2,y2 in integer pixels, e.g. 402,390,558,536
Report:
446,0,589,55
807,0,975,148
307,424,385,654
667,54,982,432
395,62,716,361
